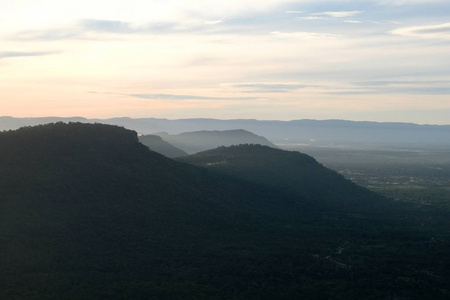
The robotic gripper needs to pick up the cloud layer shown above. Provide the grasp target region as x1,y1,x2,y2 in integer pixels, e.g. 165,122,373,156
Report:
1,0,450,124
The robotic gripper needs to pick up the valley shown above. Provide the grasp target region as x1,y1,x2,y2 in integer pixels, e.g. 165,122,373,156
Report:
278,145,450,209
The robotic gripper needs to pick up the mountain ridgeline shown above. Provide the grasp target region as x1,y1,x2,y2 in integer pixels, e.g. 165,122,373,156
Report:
138,134,188,157
178,144,385,213
152,129,276,154
2,116,450,149
1,122,449,299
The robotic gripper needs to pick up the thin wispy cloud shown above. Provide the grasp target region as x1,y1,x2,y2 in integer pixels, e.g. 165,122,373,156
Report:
228,80,450,96
392,23,450,39
203,19,225,25
352,80,450,86
80,19,136,33
297,11,363,23
127,93,261,101
271,31,342,39
377,0,446,5
14,19,209,41
13,29,80,41
0,51,58,58
330,80,450,95
330,87,450,95
312,11,363,18
229,82,318,93
297,16,326,21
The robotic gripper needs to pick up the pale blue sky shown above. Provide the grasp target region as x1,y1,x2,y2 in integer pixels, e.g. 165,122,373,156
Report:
1,0,449,124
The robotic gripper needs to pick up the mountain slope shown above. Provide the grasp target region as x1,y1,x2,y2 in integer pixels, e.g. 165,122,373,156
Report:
138,134,187,157
178,144,386,213
1,123,449,299
153,129,276,154
0,123,303,299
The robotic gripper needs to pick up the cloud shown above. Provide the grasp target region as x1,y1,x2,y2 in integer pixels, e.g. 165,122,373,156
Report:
391,23,450,39
297,16,326,20
285,11,304,14
0,51,59,58
312,11,363,18
229,82,317,93
330,87,450,95
80,19,135,33
329,80,450,95
14,19,206,41
127,93,261,101
377,0,446,5
352,80,446,86
203,19,225,25
271,31,342,39
81,19,184,34
297,11,363,22
14,29,80,41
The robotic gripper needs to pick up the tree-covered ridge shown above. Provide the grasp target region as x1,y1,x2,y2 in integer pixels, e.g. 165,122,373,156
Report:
178,144,386,213
0,123,312,299
1,123,449,299
0,122,167,197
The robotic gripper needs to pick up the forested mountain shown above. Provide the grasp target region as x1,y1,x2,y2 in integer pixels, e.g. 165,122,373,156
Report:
138,134,187,157
178,144,385,213
153,129,276,154
1,123,449,299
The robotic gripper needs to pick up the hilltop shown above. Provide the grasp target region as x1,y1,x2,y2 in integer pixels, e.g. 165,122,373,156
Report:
178,144,386,213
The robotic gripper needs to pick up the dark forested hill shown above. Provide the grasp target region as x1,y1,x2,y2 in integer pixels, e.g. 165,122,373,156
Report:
178,144,386,213
0,123,296,299
1,123,449,299
154,129,276,154
138,134,187,157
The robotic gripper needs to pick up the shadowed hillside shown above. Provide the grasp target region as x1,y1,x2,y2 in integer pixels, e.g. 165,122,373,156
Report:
178,144,387,213
1,123,449,299
138,134,188,157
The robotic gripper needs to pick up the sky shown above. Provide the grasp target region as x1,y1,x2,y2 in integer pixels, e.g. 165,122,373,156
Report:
1,0,450,124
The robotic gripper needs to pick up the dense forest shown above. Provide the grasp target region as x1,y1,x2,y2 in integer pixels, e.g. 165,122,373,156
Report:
1,123,449,299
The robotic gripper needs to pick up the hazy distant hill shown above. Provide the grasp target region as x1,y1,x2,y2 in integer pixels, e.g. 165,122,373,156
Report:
153,129,276,154
1,122,449,299
138,134,187,157
2,116,449,150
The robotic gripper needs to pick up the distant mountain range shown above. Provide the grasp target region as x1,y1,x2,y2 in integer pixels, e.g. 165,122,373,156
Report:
2,122,450,299
150,129,276,154
2,116,449,149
